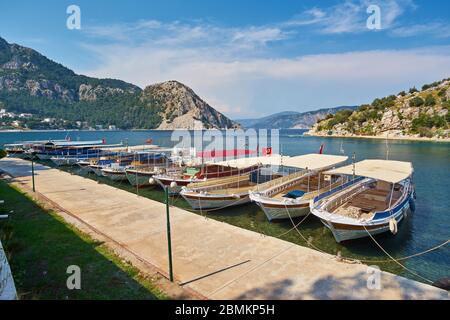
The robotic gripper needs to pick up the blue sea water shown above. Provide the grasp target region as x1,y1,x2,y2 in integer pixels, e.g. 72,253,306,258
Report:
0,129,449,283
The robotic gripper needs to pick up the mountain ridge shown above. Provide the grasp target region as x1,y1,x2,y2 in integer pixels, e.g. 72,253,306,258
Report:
0,36,237,130
237,106,358,129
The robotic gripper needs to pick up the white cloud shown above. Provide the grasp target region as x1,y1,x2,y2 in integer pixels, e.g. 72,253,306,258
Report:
77,1,450,118
391,22,450,38
82,42,450,118
283,0,415,34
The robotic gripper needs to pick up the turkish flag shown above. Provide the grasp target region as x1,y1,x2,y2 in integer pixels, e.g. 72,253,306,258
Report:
318,144,324,154
263,147,272,156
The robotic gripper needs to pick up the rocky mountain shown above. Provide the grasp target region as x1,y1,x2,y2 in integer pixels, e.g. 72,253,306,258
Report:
0,36,237,130
143,81,236,130
237,106,357,129
307,79,450,139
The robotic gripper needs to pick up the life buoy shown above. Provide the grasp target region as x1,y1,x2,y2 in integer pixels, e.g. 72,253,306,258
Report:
389,218,398,235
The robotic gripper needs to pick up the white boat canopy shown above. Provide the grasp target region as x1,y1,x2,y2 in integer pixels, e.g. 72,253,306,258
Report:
323,159,413,184
213,153,347,170
283,154,348,170
213,154,285,168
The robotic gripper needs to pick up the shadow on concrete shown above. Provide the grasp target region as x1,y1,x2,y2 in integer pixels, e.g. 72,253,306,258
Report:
232,271,449,300
180,260,251,286
0,158,50,178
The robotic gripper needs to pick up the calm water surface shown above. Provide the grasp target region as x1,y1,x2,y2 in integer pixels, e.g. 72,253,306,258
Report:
0,129,449,283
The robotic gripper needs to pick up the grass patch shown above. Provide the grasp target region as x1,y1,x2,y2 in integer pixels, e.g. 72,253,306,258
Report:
0,180,168,300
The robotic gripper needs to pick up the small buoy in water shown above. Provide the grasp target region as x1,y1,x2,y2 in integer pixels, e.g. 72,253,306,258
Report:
432,277,450,291
170,181,178,188
148,177,155,184
389,218,398,235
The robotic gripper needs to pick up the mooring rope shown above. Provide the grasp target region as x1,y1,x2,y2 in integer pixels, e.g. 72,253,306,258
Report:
362,225,435,284
282,202,449,266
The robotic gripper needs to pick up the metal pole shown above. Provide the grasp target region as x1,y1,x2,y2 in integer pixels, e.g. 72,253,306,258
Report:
352,152,356,181
31,156,36,192
165,186,174,282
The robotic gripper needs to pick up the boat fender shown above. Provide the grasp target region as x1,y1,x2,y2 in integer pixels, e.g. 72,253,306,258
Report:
389,218,398,235
149,177,155,184
232,194,240,199
409,198,416,212
170,181,178,188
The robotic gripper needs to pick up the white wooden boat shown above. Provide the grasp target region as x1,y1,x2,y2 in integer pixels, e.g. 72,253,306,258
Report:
154,160,261,194
101,165,129,181
180,156,285,210
309,160,415,242
249,154,348,221
125,166,168,187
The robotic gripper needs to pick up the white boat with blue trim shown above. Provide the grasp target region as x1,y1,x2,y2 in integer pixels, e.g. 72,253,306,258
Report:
249,154,348,221
309,159,415,243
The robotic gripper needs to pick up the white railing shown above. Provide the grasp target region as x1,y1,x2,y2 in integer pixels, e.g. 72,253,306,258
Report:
0,239,17,300
323,181,369,212
253,170,308,195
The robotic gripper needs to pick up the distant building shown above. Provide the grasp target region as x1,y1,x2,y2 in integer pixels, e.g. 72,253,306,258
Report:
95,125,103,130
42,118,55,123
0,109,6,114
19,113,33,119
108,125,117,130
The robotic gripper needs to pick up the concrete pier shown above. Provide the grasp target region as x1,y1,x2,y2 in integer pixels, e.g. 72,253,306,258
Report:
0,158,448,300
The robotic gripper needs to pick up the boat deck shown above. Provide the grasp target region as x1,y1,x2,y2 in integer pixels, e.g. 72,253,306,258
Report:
272,174,333,200
332,186,403,219
207,181,257,195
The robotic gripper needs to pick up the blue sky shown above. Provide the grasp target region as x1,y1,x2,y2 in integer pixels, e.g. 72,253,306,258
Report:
1,0,450,118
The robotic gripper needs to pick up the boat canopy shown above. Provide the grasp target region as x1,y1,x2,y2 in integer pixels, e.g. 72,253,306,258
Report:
212,153,347,170
213,154,285,168
323,159,413,184
41,140,104,147
283,154,348,170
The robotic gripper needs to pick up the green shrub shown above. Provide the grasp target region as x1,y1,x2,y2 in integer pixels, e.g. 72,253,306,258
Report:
424,94,436,107
411,113,447,132
409,87,418,94
0,149,6,159
358,104,370,112
409,97,424,108
361,124,375,136
438,88,447,97
416,127,434,138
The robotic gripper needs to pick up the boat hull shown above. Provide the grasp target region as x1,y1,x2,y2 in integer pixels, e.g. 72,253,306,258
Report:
90,165,105,177
319,200,410,243
154,177,194,194
181,192,250,210
102,169,128,181
125,170,157,187
254,200,310,221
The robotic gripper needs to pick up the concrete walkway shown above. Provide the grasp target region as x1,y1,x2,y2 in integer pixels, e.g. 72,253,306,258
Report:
0,158,448,300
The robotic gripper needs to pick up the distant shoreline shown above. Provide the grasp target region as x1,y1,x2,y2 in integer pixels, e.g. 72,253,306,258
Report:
304,132,450,143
